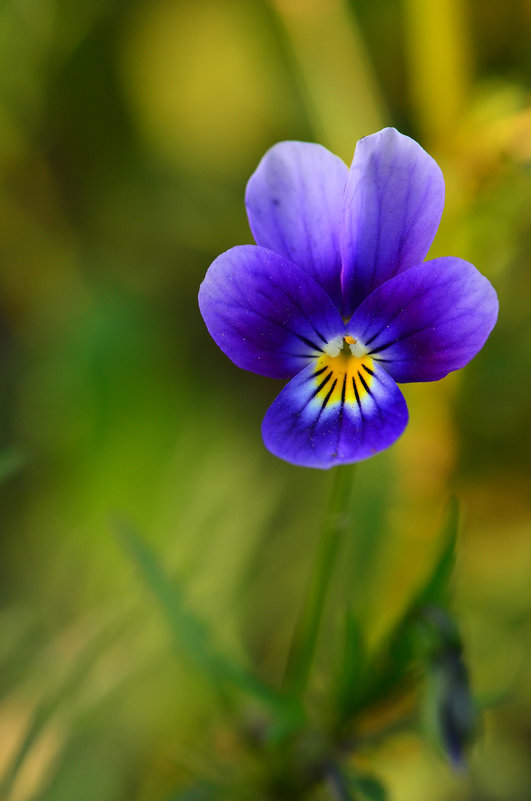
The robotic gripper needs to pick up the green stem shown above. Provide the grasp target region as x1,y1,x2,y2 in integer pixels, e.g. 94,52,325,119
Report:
283,464,357,696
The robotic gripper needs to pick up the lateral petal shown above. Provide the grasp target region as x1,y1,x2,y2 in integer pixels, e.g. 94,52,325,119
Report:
245,141,348,309
261,356,409,469
198,245,345,379
346,257,499,383
341,127,445,315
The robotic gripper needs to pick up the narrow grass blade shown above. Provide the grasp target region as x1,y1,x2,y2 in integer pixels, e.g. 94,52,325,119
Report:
341,498,461,716
116,520,287,713
413,495,459,610
271,0,386,155
334,605,367,721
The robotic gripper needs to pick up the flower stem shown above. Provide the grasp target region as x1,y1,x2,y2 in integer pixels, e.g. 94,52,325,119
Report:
283,464,357,696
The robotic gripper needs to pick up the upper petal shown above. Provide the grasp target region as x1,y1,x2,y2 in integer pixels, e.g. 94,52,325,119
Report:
346,257,499,383
198,245,345,379
340,127,445,315
261,355,409,469
245,141,348,310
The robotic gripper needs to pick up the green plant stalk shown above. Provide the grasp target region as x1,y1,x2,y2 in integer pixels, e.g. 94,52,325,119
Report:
283,464,357,696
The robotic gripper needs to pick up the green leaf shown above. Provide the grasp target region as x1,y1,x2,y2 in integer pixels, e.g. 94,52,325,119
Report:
342,499,461,716
116,520,288,713
414,496,459,610
335,605,367,719
387,497,460,657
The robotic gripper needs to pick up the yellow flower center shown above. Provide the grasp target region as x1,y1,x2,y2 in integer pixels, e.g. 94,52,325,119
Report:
313,337,374,407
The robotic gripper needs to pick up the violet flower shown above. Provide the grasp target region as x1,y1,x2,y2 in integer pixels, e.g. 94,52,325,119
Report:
199,128,498,468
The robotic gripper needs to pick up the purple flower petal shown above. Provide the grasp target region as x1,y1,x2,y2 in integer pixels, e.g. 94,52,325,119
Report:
198,245,345,379
347,257,499,383
261,355,408,468
341,127,445,315
245,142,348,310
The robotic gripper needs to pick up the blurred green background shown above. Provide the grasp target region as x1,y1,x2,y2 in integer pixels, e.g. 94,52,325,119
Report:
0,0,530,799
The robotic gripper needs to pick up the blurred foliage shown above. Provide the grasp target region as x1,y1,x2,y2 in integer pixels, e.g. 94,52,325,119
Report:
0,0,530,799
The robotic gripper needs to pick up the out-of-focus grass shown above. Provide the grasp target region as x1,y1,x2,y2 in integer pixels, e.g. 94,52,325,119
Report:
0,1,530,799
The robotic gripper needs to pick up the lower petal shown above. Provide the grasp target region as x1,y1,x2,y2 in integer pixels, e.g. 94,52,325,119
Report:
261,356,409,469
